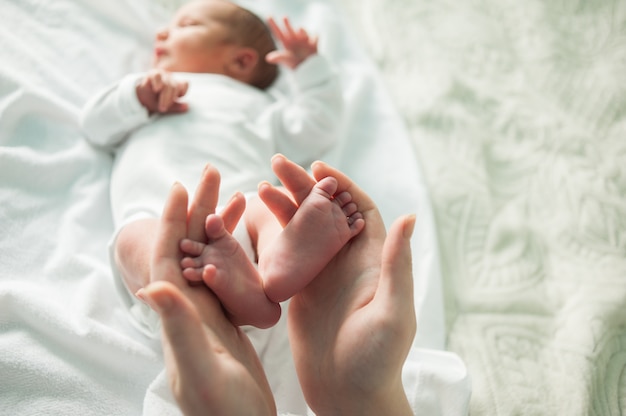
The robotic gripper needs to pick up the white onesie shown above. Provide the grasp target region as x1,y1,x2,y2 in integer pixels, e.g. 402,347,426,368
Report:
80,55,342,336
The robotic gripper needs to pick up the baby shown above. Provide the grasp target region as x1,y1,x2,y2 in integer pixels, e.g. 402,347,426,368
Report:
80,0,361,333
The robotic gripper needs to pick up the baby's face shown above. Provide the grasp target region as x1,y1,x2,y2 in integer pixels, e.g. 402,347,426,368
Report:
152,0,237,73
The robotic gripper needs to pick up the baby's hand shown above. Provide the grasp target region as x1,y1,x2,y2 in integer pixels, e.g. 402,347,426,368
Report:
266,17,318,70
136,69,189,114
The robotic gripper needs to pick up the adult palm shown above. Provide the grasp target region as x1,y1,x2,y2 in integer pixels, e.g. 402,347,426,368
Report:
262,156,417,416
140,165,276,416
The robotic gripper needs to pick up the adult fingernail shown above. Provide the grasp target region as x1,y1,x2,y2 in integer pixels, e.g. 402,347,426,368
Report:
136,286,172,313
403,214,416,239
135,288,153,308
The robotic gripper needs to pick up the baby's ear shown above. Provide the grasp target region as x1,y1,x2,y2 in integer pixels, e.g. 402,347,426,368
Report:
230,47,259,74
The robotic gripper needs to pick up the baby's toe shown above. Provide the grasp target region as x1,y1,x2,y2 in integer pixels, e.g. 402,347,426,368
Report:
342,201,358,218
314,176,339,199
182,266,204,282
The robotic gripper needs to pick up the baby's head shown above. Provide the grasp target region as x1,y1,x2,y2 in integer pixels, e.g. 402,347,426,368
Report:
153,0,278,89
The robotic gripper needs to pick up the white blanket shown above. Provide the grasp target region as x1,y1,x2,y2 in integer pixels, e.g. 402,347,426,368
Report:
0,0,470,415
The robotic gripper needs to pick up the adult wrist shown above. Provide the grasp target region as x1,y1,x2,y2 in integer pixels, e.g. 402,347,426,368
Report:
314,384,413,416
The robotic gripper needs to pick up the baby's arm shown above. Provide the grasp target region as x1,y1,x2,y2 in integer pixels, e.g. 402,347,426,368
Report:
80,71,188,148
136,69,188,115
80,73,149,148
266,17,318,69
264,17,342,163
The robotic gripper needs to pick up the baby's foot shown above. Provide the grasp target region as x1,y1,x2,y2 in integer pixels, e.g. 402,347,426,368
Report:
180,214,281,329
259,176,365,303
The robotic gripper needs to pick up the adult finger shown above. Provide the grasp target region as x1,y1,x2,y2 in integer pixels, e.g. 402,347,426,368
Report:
271,154,315,205
219,192,246,234
376,215,416,324
151,182,189,285
187,164,221,243
258,182,297,227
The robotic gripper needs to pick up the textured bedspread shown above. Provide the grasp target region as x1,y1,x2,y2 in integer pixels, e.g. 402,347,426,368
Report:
340,0,626,414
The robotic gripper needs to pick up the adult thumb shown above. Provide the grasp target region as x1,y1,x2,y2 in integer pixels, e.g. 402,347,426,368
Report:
377,215,416,315
138,282,211,368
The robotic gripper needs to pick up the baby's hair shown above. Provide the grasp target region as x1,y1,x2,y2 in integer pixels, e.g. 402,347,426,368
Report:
227,3,278,90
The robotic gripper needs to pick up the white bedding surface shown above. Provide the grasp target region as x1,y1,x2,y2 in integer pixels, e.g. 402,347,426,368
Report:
0,0,469,415
341,0,626,414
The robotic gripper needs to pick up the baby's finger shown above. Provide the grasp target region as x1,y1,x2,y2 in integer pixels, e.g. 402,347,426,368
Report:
177,81,189,98
297,27,309,43
267,16,286,45
283,17,297,40
265,50,290,65
149,71,164,93
167,102,188,114
159,84,175,112
137,76,150,92
267,16,279,35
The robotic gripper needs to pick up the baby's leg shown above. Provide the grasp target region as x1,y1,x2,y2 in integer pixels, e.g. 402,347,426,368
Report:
114,218,159,296
254,176,364,303
180,214,281,329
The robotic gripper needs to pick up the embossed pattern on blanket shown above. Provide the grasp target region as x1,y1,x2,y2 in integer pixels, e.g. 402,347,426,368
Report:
340,0,626,414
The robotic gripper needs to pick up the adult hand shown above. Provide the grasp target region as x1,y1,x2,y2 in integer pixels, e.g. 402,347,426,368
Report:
137,166,276,416
266,17,318,69
260,155,416,416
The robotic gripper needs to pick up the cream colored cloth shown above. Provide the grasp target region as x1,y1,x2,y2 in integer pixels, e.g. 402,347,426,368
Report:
340,0,626,414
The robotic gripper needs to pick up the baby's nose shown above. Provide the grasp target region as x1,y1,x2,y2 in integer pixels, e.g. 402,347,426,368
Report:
155,27,169,41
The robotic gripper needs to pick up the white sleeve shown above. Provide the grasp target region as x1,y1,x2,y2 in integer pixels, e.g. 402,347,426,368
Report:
270,54,343,165
79,73,150,149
